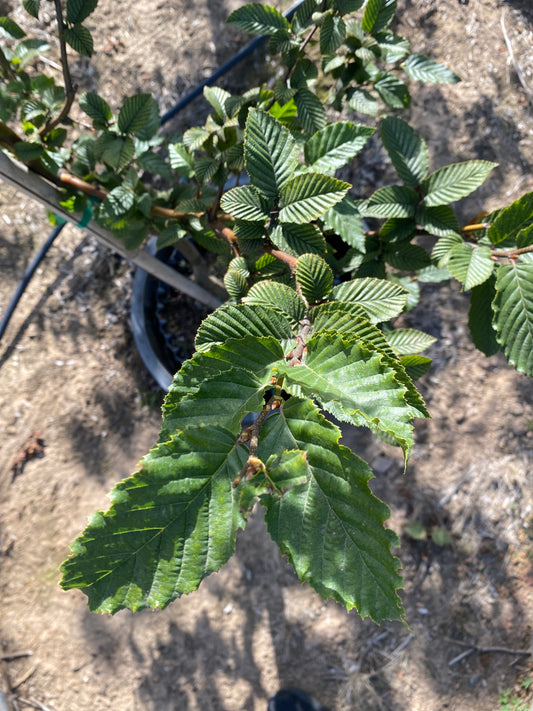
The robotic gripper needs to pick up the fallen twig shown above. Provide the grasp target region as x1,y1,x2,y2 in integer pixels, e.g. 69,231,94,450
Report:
501,11,533,104
0,655,31,664
447,638,532,667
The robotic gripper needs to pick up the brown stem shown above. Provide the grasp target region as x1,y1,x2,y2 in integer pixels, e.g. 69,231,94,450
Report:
285,318,312,366
233,388,283,488
267,247,298,272
491,244,533,258
265,23,319,110
212,221,239,254
39,0,77,137
57,170,232,221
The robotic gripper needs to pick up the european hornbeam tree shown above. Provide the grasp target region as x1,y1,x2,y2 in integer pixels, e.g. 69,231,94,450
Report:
1,0,531,623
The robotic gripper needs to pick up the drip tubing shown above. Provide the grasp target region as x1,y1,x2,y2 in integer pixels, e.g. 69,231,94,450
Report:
0,0,306,343
0,222,65,341
161,0,306,124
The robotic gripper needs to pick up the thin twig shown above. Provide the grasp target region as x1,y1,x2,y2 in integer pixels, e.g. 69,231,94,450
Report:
0,654,32,663
285,318,312,366
57,171,233,222
491,244,533,258
461,223,489,232
15,698,56,711
11,667,36,692
501,11,533,105
447,637,532,667
39,0,77,136
267,247,298,272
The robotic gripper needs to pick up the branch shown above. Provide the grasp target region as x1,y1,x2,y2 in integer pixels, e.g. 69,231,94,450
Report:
267,247,298,272
38,0,77,136
58,171,232,222
447,637,531,667
490,244,533,259
285,318,312,367
501,10,533,105
233,387,283,488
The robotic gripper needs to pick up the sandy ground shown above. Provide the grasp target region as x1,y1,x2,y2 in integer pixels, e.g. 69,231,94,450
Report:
1,1,533,710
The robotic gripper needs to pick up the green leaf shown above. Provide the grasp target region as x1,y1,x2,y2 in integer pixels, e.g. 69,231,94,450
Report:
348,89,379,116
156,223,186,249
334,0,364,13
447,244,494,290
304,122,375,174
13,140,44,162
296,253,334,303
221,185,269,222
277,332,424,455
416,204,461,237
99,185,135,219
244,109,299,198
311,302,394,354
432,233,463,267
403,54,460,84
195,304,293,352
389,274,419,310
224,269,249,300
118,94,156,136
321,195,365,250
487,191,533,246
399,355,431,380
385,243,431,271
227,3,290,35
194,156,220,185
468,275,499,357
22,0,40,19
270,223,326,256
380,116,429,187
66,0,98,24
432,527,452,546
259,398,403,622
320,13,346,54
279,173,349,223
0,17,26,39
265,450,308,493
63,23,93,57
168,143,195,178
136,150,171,178
94,133,135,172
244,282,306,326
379,218,416,243
294,88,327,135
203,86,231,119
60,426,249,613
386,329,436,355
422,161,497,207
331,277,408,322
492,262,533,375
360,185,418,219
183,126,210,151
375,74,410,109
79,92,112,129
162,336,285,431
362,0,396,34
376,31,410,62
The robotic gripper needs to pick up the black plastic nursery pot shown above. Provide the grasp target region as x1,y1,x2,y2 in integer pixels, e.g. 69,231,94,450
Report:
130,239,213,390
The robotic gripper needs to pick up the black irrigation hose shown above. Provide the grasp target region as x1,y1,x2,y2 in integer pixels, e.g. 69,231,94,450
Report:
0,222,65,341
160,0,305,124
0,0,306,343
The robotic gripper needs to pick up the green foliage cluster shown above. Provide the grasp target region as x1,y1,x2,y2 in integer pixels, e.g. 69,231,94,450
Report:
1,0,532,622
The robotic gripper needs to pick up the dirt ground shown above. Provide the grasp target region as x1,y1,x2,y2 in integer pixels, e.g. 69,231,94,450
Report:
1,1,533,710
